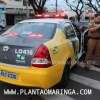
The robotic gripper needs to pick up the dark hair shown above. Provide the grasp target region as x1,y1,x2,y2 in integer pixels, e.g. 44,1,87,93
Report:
95,12,100,17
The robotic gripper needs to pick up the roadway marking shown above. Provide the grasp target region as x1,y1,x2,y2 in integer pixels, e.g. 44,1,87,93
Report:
44,95,75,100
90,66,100,73
70,73,100,90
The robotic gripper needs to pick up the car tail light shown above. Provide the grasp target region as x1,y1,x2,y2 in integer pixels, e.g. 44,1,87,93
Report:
31,45,52,68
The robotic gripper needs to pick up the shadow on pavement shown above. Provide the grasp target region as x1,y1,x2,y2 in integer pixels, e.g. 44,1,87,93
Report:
0,95,45,100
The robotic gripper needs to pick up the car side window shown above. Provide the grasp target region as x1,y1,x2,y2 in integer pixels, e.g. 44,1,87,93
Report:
64,23,76,39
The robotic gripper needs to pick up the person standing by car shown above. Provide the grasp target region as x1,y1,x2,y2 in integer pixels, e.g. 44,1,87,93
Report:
90,13,100,66
80,12,100,69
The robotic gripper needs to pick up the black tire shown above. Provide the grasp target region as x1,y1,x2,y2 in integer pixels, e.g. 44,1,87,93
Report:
55,60,71,89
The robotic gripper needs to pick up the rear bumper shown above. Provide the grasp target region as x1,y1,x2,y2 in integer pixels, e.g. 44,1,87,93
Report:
0,63,62,89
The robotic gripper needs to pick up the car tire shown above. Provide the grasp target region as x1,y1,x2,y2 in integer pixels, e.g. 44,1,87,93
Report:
55,59,71,89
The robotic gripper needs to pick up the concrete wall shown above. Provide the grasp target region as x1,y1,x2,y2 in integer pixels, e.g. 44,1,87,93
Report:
4,0,32,9
4,0,33,25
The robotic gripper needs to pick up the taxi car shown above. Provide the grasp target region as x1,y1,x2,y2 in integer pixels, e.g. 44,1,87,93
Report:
0,18,80,89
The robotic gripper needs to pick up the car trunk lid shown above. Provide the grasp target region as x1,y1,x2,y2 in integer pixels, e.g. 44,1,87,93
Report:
0,36,50,67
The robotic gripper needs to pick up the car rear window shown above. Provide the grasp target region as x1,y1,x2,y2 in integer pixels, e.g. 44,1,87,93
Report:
2,22,57,39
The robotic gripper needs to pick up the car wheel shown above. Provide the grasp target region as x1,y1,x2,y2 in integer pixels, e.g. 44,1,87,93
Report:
55,59,71,89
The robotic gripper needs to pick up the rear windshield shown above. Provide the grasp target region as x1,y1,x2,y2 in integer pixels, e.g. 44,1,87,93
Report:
2,22,57,39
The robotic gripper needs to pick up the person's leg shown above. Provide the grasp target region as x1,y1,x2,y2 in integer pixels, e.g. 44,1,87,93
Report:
84,38,97,68
79,38,96,68
85,39,96,62
94,39,100,66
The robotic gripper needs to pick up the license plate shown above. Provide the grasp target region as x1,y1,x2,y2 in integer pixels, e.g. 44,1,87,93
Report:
0,70,17,79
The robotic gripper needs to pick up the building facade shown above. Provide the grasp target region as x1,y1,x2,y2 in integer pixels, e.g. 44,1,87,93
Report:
4,0,33,25
0,0,6,30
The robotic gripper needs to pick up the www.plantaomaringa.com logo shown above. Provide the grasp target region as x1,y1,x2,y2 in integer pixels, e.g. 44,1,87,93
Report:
2,88,93,96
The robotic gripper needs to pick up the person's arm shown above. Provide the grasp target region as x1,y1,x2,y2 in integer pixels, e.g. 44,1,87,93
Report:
88,23,100,32
88,21,95,32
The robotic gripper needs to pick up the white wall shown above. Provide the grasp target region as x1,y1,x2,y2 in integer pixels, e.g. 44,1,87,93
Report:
5,0,23,8
4,0,32,9
0,3,6,9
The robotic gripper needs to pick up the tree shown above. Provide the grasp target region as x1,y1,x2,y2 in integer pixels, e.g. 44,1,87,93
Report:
28,0,47,14
65,0,84,21
85,0,100,12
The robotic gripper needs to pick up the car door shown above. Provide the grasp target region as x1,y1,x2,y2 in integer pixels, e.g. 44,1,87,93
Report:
64,23,79,57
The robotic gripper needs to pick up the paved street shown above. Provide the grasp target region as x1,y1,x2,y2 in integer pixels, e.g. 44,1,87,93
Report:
0,65,100,100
